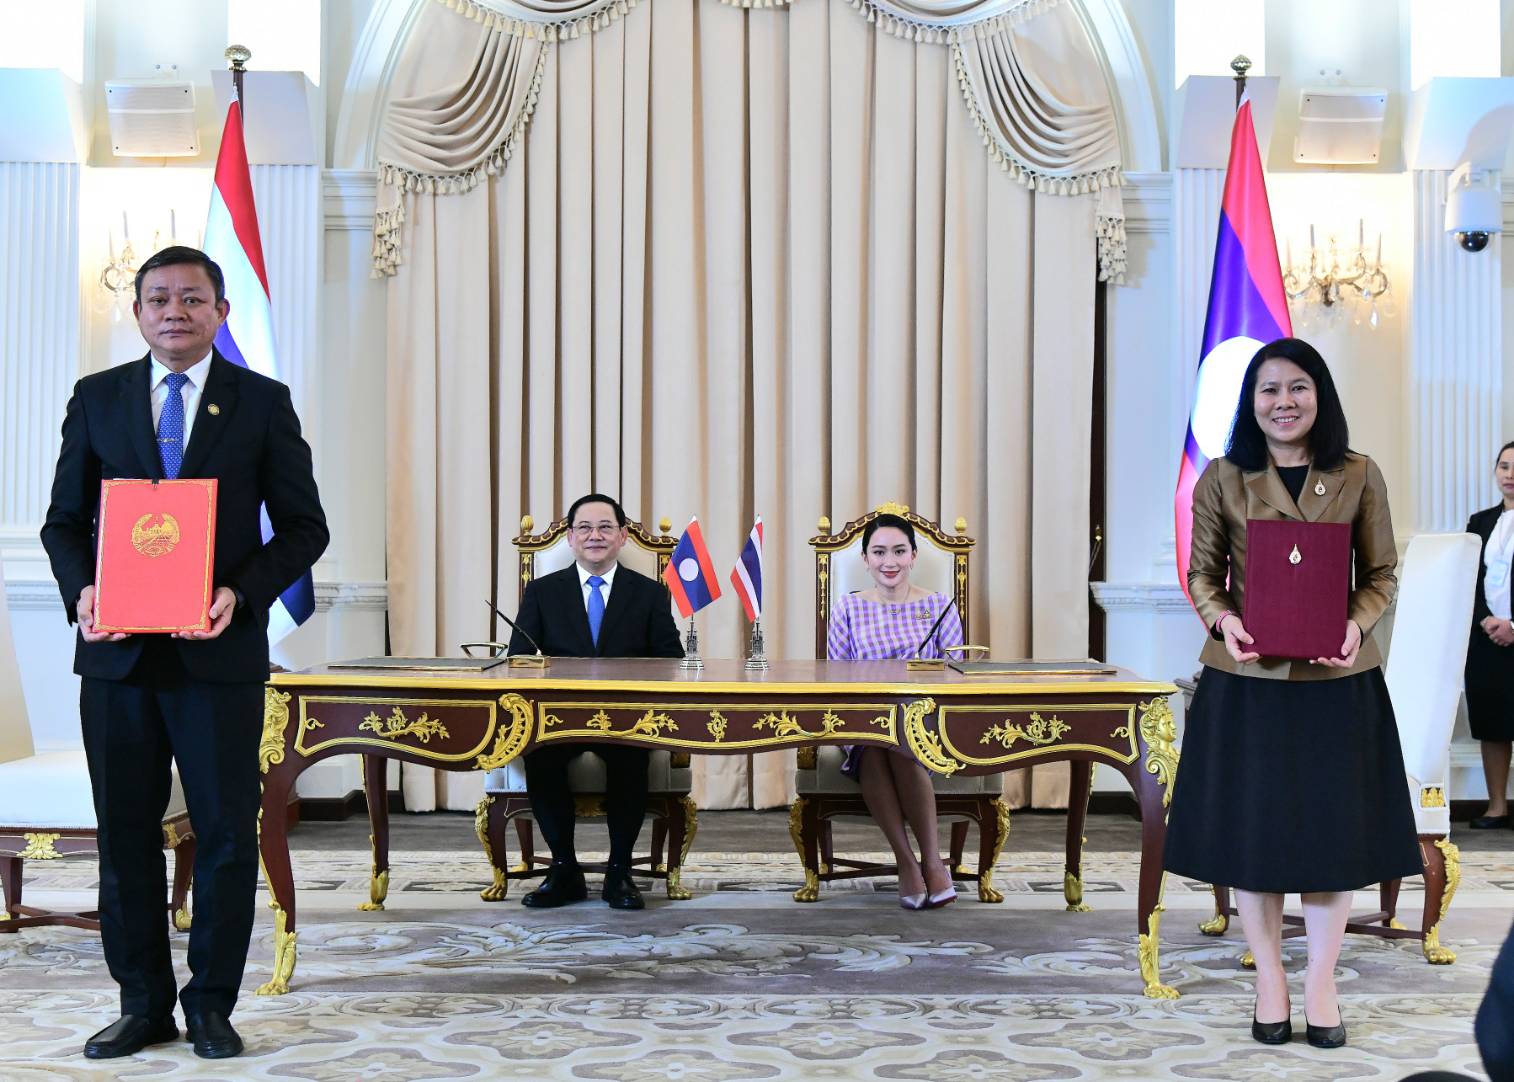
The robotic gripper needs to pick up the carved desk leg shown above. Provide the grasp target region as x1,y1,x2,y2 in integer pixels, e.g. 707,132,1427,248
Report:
1064,760,1093,912
1132,697,1180,999
977,798,1010,903
256,688,300,996
1199,885,1230,936
1420,835,1460,964
665,796,698,900
359,754,390,912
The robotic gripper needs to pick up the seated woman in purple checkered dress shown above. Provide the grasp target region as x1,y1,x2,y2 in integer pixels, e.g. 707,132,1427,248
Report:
827,514,964,909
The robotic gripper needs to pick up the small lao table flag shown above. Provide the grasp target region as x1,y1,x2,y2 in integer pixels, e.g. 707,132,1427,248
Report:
93,478,219,634
663,517,722,618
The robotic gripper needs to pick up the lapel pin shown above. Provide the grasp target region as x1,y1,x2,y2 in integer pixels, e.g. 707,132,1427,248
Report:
1313,480,1326,496
207,403,221,416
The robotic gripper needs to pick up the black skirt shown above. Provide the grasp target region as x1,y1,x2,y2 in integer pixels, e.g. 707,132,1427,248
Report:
1163,666,1423,894
1466,627,1514,741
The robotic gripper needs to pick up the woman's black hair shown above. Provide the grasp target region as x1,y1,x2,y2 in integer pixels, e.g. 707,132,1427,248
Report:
1224,337,1350,471
1497,440,1514,466
861,513,917,553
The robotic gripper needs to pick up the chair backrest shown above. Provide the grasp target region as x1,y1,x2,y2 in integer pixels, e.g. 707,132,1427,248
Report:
1383,532,1481,833
810,501,975,659
512,512,677,606
0,552,36,764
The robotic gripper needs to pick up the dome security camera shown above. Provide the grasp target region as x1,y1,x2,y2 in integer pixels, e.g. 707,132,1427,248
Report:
1445,164,1501,253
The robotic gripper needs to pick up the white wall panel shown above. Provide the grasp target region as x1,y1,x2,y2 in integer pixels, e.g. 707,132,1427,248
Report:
0,163,79,530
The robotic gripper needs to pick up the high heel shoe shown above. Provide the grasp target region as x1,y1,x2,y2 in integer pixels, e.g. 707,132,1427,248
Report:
1304,1012,1346,1049
1251,1004,1292,1045
899,893,927,910
925,886,957,909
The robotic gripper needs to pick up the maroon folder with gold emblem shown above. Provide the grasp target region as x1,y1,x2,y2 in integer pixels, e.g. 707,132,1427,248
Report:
1243,519,1351,660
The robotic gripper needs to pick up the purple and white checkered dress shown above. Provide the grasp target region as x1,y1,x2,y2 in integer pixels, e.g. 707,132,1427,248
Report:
827,591,964,779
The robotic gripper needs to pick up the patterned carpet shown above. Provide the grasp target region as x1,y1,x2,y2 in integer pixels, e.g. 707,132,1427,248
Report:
4,849,1508,1080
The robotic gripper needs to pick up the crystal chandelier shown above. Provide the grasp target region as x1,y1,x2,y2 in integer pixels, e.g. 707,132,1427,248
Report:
1283,220,1393,329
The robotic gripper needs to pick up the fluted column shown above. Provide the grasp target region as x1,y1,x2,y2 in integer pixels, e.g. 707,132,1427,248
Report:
1409,170,1503,533
0,163,80,537
249,164,321,416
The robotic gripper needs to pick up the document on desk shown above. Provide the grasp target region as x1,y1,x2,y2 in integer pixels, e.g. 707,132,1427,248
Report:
948,659,1117,676
329,657,506,672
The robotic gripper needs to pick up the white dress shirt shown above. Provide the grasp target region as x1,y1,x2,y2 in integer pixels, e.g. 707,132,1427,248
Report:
149,351,213,447
577,562,617,612
1486,508,1514,620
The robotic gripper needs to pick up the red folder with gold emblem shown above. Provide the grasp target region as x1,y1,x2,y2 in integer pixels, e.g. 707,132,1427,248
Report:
93,478,218,634
1243,519,1351,660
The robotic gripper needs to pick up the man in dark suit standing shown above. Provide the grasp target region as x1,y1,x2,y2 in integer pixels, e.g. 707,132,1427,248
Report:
41,246,328,1060
508,493,682,910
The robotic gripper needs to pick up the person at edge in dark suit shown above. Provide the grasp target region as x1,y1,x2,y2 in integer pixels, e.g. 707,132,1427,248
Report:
1465,441,1514,830
1162,337,1421,1051
507,493,683,910
40,246,329,1061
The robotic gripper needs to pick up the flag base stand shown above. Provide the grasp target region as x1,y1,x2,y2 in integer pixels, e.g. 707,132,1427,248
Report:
745,621,769,671
679,618,703,670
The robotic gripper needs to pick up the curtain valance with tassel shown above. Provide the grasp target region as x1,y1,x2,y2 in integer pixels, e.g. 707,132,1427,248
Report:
375,0,1126,281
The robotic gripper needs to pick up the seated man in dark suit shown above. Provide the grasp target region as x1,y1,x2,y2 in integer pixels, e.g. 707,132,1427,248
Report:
507,493,683,909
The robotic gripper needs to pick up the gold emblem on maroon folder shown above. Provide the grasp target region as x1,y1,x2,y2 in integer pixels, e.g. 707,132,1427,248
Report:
131,513,181,558
1288,543,1301,565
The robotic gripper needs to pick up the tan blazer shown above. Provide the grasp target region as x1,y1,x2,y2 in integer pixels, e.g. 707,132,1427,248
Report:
1188,452,1397,681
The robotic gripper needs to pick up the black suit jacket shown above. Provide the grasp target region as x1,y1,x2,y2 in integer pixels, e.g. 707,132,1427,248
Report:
507,565,683,660
1469,504,1510,627
40,352,329,683
1480,919,1514,1082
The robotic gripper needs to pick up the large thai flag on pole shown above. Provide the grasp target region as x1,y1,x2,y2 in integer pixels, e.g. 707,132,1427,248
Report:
1175,92,1291,607
663,518,722,618
204,100,316,644
729,517,763,622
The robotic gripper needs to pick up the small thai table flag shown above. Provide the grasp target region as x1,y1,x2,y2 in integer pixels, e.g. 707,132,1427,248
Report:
730,517,763,622
663,517,722,618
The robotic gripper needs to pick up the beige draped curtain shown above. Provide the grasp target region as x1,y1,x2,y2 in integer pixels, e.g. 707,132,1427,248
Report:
379,0,1111,812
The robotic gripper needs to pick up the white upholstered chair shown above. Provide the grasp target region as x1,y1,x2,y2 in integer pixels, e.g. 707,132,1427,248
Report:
1201,533,1481,963
0,556,195,933
476,513,698,901
791,502,1010,903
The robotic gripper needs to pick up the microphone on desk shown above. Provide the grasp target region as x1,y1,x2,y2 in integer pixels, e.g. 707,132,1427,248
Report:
914,596,958,659
459,599,551,669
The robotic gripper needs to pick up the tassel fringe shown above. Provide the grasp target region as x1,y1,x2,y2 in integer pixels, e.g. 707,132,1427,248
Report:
1095,213,1127,284
436,0,642,41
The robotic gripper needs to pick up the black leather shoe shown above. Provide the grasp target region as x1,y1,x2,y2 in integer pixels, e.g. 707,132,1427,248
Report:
1305,1014,1346,1049
185,1011,244,1059
1251,1014,1292,1045
521,862,588,908
601,866,645,910
1470,814,1510,829
83,1014,178,1059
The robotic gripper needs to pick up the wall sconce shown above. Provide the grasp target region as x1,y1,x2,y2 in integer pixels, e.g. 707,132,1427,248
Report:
99,211,196,320
1283,219,1393,329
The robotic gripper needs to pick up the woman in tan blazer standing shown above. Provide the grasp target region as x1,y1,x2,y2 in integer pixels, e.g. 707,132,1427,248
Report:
1164,338,1422,1050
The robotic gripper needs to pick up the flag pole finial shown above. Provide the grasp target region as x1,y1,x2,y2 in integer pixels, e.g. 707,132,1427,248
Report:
1230,54,1252,108
225,44,251,107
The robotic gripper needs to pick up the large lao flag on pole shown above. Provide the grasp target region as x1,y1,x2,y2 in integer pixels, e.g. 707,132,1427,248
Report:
1175,92,1292,607
204,100,316,644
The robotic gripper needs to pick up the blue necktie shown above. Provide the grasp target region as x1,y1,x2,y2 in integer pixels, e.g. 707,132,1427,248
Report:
587,575,606,646
158,372,189,479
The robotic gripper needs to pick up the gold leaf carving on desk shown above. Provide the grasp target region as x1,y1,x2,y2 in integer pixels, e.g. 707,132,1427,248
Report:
754,710,846,740
1138,698,1179,808
707,711,728,742
476,694,533,771
980,712,1070,750
628,709,678,738
260,688,293,774
582,710,613,731
903,697,958,775
19,832,62,860
359,707,450,744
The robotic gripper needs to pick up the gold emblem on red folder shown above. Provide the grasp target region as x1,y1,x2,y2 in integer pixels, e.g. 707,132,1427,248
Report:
1288,543,1302,565
131,513,181,558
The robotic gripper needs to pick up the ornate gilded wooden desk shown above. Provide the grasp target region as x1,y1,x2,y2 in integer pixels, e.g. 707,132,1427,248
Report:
258,659,1180,997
